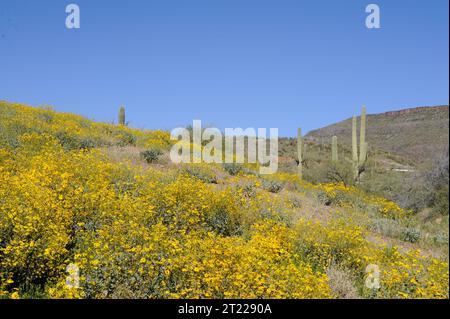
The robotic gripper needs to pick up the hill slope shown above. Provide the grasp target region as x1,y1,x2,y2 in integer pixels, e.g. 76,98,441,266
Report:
306,106,449,165
0,101,448,299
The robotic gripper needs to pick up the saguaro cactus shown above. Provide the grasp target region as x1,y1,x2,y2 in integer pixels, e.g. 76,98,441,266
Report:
352,105,368,180
331,135,338,162
352,116,358,179
352,116,358,161
359,105,367,163
297,128,303,179
118,106,125,125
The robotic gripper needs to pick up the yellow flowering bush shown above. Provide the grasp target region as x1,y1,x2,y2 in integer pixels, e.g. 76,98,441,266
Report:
371,248,449,299
0,101,448,299
317,183,410,219
294,219,368,272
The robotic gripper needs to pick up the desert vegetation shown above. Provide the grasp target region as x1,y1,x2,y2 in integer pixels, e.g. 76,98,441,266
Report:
0,101,448,299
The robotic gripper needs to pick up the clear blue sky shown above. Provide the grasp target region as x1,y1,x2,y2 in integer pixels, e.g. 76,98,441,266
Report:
0,0,448,136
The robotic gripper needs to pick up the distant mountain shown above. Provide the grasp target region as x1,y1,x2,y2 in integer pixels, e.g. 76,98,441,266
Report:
305,106,449,165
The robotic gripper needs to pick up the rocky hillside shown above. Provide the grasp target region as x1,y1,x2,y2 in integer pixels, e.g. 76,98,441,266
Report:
306,106,449,166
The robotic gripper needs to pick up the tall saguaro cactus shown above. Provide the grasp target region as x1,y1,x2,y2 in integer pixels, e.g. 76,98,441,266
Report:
331,135,338,162
352,116,358,179
352,105,368,180
359,105,367,163
352,116,358,162
297,128,303,179
118,106,126,126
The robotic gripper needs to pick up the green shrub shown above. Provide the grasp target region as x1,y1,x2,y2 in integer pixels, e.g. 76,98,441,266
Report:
182,164,218,184
55,132,104,150
425,148,449,215
432,186,449,216
241,183,257,198
55,131,80,150
317,190,346,207
401,228,421,243
205,206,241,237
263,180,284,193
140,149,163,164
78,137,103,149
116,131,137,146
1,123,43,149
317,190,333,206
433,232,449,245
287,194,302,209
326,162,354,187
223,163,243,176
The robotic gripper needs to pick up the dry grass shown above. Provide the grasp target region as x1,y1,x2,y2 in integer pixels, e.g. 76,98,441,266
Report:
103,145,143,166
326,264,360,299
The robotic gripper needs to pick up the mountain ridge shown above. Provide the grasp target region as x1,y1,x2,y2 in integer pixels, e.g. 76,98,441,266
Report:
305,105,449,165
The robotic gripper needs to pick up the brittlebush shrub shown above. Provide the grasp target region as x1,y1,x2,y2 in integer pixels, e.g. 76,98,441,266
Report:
72,220,332,299
0,102,448,299
292,217,449,299
318,183,410,219
294,219,368,273
0,134,113,296
223,163,243,176
0,133,448,299
367,248,449,299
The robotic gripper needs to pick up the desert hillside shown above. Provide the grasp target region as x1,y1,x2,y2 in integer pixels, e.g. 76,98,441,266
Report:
275,106,448,214
0,101,448,299
306,106,449,165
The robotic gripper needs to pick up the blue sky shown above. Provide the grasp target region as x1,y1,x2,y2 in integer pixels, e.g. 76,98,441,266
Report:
0,0,448,136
